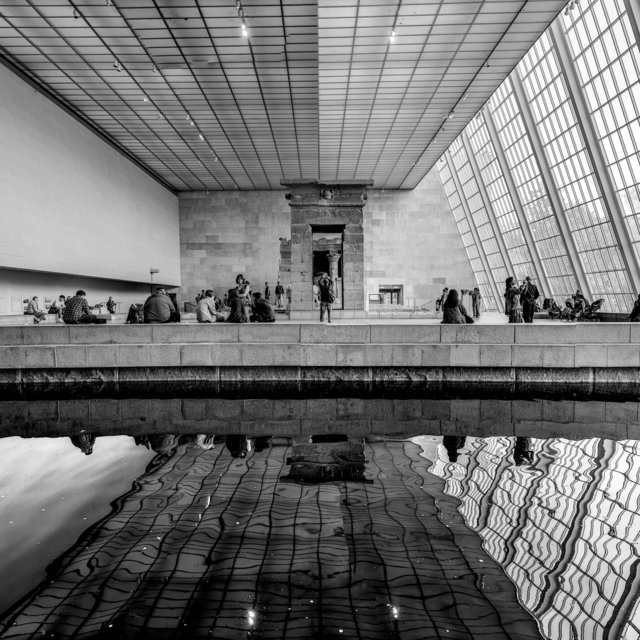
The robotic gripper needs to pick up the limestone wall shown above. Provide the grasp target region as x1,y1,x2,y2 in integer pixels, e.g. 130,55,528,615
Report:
364,170,475,309
179,169,474,309
179,191,290,303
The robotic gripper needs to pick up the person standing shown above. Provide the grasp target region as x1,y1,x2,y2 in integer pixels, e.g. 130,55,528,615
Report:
286,282,292,311
504,277,523,324
234,274,252,322
106,296,116,314
471,287,482,319
435,287,448,312
275,281,285,308
317,273,334,323
264,282,271,302
520,276,539,324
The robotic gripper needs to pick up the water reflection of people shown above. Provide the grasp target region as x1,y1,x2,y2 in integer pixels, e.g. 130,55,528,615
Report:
442,436,467,462
513,437,534,466
70,432,96,455
282,435,370,483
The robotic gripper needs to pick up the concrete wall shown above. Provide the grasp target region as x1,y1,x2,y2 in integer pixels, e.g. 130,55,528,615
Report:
0,63,180,306
179,169,474,308
0,268,155,317
364,169,475,308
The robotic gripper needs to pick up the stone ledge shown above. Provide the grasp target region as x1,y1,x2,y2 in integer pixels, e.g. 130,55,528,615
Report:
0,341,638,369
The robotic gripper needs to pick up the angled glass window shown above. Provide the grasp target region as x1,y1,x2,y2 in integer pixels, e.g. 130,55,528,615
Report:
519,31,633,312
466,113,536,283
563,0,640,310
488,78,578,301
448,137,509,295
437,157,498,310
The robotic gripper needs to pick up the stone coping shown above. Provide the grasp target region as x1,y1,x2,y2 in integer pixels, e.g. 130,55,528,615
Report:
1,397,638,441
0,323,639,369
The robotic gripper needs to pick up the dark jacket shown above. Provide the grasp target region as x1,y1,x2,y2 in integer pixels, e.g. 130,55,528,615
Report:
252,296,276,322
143,293,176,323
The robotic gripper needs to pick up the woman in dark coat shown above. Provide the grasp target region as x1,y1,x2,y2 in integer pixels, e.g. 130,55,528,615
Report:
441,289,469,324
225,291,247,323
504,277,523,323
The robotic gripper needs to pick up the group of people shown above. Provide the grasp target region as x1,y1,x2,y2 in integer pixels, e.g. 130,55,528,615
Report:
25,294,118,324
438,287,483,324
223,274,277,323
504,276,540,324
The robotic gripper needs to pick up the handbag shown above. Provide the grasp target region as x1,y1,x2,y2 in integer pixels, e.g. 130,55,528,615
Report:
464,314,474,324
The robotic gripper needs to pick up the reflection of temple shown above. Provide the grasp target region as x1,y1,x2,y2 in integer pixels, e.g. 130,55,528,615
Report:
282,436,369,483
426,436,640,640
0,438,539,639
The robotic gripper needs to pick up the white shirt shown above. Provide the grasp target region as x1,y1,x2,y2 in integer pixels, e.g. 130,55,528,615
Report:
196,296,218,322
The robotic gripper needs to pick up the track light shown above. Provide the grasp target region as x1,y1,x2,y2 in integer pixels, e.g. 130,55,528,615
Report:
73,8,79,19
152,63,158,74
112,59,122,72
241,22,248,36
199,133,204,141
390,29,396,43
143,95,149,103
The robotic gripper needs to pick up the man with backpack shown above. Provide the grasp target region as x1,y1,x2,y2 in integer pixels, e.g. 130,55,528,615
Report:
317,273,334,323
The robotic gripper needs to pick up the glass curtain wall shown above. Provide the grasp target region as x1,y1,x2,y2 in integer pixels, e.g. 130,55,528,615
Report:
488,80,578,301
438,156,499,310
519,32,633,312
437,0,640,313
465,114,536,283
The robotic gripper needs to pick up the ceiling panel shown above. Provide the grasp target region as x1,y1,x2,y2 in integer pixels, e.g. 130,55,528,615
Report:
0,0,566,191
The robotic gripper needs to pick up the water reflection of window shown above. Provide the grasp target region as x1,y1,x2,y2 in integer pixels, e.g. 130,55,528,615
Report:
428,435,640,640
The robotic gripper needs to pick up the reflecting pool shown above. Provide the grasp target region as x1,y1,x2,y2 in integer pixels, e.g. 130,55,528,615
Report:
1,399,640,639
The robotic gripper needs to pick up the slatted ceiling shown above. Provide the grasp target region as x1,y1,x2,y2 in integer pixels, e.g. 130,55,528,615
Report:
0,1,564,192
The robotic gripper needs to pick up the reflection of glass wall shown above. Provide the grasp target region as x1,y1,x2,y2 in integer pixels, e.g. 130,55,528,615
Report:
430,436,640,640
437,1,640,311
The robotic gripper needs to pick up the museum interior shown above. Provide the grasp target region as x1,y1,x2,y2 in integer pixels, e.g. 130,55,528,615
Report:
4,2,640,640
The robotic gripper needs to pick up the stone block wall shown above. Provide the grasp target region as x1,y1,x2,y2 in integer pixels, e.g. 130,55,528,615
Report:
365,168,475,308
179,169,474,310
179,191,290,303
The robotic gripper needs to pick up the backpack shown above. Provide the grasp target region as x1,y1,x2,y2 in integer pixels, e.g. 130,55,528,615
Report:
319,280,335,303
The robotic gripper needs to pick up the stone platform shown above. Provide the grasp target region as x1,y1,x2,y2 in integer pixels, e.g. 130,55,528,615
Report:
1,322,640,400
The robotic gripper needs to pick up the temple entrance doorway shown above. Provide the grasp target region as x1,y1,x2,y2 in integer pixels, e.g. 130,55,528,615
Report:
312,225,344,310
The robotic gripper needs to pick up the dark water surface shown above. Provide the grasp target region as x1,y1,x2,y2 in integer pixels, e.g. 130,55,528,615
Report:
1,399,639,639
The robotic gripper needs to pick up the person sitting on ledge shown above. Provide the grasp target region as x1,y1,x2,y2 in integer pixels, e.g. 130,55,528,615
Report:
63,290,103,324
225,289,248,323
143,287,178,323
250,292,276,322
196,289,226,323
25,296,47,324
441,289,469,324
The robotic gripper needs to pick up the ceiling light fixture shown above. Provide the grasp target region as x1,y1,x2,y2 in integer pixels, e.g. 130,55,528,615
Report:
73,8,80,19
152,63,158,74
112,59,122,72
241,22,248,36
143,95,149,103
199,133,204,141
390,29,396,43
